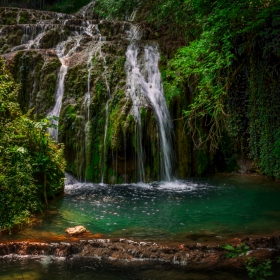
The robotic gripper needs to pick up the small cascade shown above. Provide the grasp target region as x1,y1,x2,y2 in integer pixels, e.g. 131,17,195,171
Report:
99,39,111,183
9,20,98,52
125,31,174,181
47,63,68,140
76,0,96,19
83,34,99,182
48,37,82,140
27,28,46,49
76,23,111,183
85,51,92,121
101,100,109,183
15,24,47,50
16,13,20,24
12,24,56,51
84,42,97,120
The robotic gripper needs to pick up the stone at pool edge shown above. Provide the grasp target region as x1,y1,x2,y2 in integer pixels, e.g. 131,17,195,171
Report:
65,226,87,236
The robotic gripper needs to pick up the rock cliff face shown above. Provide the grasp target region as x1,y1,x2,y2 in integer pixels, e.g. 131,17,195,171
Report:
1,4,188,183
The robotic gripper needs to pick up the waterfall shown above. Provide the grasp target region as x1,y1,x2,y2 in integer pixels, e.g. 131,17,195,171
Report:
13,24,49,51
48,37,82,140
84,27,103,120
125,27,145,182
77,0,96,19
85,42,96,121
47,64,68,141
125,42,174,182
1,5,176,183
143,44,175,181
100,39,111,183
101,100,109,183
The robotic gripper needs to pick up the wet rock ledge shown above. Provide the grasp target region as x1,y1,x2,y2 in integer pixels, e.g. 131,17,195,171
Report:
0,235,280,270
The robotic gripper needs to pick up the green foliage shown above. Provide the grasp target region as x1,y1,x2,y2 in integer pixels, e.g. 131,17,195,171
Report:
273,130,280,159
95,0,140,20
0,57,65,231
247,60,280,178
222,242,250,258
223,243,280,280
162,0,280,177
245,258,273,280
7,51,60,117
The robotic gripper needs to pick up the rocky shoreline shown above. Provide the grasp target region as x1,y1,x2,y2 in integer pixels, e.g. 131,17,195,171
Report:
0,235,279,271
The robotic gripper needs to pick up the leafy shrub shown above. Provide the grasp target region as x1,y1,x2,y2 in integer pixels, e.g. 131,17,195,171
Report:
222,243,250,258
0,57,65,231
245,258,273,280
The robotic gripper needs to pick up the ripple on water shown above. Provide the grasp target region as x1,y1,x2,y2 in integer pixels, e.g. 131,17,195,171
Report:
3,174,280,242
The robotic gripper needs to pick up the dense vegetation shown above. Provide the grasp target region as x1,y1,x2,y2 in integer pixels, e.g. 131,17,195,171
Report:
95,0,280,178
1,0,280,180
0,57,65,231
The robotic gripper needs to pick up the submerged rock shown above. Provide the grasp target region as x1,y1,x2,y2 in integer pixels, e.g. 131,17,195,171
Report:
65,226,86,236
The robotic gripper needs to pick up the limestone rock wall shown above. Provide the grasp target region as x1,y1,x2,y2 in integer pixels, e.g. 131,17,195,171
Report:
1,7,169,183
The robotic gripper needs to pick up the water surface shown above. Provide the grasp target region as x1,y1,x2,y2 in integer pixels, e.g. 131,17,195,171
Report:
3,174,280,242
0,256,252,280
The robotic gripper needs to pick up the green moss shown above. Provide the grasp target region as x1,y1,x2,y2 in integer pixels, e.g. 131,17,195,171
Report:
19,11,31,24
7,29,23,46
8,52,61,116
40,28,67,49
59,41,135,183
1,44,9,54
0,11,17,25
140,108,147,119
36,58,61,116
0,38,5,49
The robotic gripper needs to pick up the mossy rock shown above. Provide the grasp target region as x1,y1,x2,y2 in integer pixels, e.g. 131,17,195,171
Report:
0,11,17,25
7,29,23,46
19,10,31,24
40,28,68,49
7,51,61,116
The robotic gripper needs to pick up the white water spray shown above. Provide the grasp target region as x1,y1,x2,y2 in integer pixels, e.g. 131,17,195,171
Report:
125,41,174,181
48,37,82,140
100,41,111,183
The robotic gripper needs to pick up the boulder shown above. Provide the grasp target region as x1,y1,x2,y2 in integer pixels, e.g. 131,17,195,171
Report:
65,226,86,236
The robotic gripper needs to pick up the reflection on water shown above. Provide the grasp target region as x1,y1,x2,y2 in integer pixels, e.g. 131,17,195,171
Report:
0,256,252,280
3,174,280,242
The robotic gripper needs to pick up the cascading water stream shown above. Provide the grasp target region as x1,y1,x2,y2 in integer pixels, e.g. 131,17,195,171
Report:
100,41,111,183
125,34,174,181
101,100,109,183
83,27,100,182
143,44,174,181
48,65,67,141
77,0,96,19
125,26,145,182
48,37,82,140
16,13,20,24
84,32,101,120
85,45,95,121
